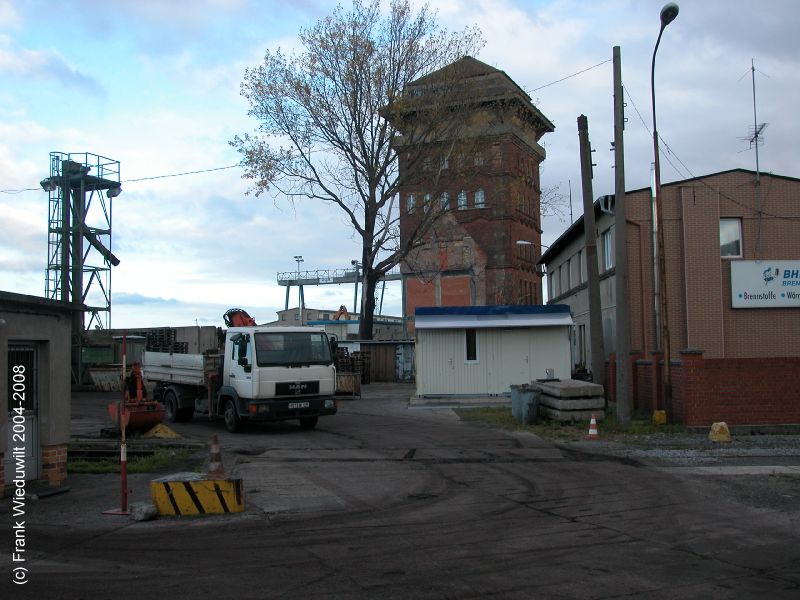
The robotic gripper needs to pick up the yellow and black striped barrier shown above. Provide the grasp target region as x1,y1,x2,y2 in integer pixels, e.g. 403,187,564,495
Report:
150,473,245,516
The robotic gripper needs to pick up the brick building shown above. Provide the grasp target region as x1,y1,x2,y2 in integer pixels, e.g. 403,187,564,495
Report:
540,169,800,426
390,57,554,330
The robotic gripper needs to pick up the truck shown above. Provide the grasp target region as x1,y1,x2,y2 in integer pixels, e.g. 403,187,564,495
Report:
142,325,338,433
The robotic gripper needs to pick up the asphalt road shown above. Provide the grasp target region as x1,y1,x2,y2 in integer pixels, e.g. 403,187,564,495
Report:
2,384,799,599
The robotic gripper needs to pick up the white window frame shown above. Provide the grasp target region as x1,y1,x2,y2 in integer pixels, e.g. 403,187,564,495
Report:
475,189,485,208
406,193,416,214
720,218,743,258
465,328,478,363
602,226,615,271
457,190,467,210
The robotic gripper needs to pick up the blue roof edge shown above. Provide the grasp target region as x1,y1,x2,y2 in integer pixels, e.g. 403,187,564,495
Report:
415,304,570,316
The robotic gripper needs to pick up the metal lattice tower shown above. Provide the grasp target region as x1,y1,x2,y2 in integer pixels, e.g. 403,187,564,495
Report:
42,152,121,382
44,152,121,327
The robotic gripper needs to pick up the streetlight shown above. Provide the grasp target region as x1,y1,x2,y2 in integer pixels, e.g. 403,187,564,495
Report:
651,2,679,418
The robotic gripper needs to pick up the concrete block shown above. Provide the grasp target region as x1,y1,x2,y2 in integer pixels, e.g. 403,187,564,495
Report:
150,473,245,516
539,394,605,411
540,406,605,424
530,379,604,399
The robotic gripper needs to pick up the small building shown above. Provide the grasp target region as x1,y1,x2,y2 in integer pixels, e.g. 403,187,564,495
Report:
414,305,572,397
2,292,75,493
539,169,800,426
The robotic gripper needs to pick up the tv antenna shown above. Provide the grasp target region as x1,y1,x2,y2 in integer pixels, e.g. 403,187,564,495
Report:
738,59,769,185
738,59,769,258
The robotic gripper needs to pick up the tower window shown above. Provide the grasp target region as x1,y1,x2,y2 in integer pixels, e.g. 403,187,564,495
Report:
406,193,416,214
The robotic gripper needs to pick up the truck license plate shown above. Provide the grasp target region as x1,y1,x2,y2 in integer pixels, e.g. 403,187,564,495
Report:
288,402,310,409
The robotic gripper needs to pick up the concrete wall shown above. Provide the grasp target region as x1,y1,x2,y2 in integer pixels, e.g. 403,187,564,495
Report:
1,293,73,490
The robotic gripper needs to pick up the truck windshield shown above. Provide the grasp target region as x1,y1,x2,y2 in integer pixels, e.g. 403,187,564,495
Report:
254,332,333,367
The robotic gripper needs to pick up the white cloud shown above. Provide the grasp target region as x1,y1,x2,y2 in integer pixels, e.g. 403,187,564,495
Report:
0,2,21,29
0,38,105,96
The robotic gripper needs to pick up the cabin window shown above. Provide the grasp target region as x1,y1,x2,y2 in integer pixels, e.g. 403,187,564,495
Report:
465,328,478,362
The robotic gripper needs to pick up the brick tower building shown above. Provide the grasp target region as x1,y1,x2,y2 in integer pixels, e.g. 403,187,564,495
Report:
390,57,554,330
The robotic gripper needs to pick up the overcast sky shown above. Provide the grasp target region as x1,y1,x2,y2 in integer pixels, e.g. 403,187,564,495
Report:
1,0,797,328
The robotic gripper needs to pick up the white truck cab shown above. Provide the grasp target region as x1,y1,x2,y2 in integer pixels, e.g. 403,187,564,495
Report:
144,326,338,433
221,326,337,431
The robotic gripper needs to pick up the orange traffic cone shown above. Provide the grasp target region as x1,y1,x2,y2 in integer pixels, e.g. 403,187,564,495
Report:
585,414,600,440
206,434,225,477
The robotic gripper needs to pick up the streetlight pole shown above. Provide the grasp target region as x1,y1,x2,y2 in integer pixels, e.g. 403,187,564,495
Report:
294,255,304,325
351,259,361,315
651,2,679,418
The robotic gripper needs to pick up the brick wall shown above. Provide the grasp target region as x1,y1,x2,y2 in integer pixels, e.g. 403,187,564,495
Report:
674,351,800,426
41,444,68,487
613,350,800,426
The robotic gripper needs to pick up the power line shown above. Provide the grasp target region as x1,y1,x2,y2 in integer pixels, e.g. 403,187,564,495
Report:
0,187,39,194
621,84,798,222
528,59,612,93
0,163,241,194
622,84,692,180
123,164,239,183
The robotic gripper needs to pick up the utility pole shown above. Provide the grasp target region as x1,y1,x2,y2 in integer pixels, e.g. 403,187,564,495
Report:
577,115,605,388
613,46,632,424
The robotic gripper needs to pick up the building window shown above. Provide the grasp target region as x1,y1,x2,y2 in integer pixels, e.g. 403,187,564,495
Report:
457,190,467,210
406,193,416,214
602,226,615,271
294,313,300,320
475,189,485,208
562,261,570,294
553,266,562,297
465,328,478,362
720,218,742,258
440,192,450,211
423,193,432,213
440,156,449,170
281,314,286,321
474,152,484,166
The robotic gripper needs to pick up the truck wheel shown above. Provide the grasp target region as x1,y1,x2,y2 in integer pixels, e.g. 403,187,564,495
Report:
163,390,179,423
299,417,318,430
224,399,243,433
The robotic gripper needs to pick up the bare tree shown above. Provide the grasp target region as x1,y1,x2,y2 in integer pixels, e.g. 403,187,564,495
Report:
232,0,483,339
